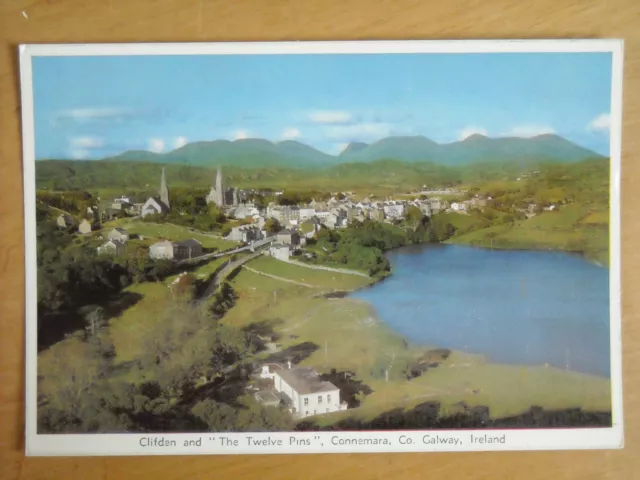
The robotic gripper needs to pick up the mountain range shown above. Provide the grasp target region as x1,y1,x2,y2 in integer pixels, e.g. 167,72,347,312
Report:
99,134,603,169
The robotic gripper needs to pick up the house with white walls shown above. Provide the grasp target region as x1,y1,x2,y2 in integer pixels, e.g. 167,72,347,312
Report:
272,364,347,418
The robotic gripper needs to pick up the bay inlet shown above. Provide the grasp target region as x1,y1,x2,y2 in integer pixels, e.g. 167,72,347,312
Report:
349,244,611,377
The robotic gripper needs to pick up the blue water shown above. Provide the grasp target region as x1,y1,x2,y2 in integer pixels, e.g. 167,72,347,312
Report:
350,244,610,377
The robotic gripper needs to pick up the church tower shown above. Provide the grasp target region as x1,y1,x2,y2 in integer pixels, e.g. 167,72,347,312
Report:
159,167,170,209
215,165,225,207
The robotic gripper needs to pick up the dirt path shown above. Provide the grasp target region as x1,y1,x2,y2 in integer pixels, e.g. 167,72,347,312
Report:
242,265,317,288
284,259,370,278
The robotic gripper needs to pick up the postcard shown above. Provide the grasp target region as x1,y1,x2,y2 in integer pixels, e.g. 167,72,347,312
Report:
20,40,623,456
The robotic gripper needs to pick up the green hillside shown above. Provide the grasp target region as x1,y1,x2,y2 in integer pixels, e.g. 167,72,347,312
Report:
65,133,606,169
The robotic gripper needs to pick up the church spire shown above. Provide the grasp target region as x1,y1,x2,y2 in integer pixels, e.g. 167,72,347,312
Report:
160,167,170,209
215,165,224,207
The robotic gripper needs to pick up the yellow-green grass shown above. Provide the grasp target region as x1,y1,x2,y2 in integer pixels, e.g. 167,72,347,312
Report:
532,186,570,204
435,212,489,233
580,211,610,225
522,204,590,229
102,220,238,250
108,282,172,363
313,363,611,426
247,256,373,291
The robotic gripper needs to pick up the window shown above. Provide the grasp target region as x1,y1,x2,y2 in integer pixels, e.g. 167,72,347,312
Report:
318,396,323,404
304,398,309,406
327,394,331,403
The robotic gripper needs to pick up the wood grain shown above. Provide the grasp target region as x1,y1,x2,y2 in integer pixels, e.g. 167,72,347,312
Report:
1,0,639,478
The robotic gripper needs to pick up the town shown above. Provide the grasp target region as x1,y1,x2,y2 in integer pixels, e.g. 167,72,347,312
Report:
54,166,510,266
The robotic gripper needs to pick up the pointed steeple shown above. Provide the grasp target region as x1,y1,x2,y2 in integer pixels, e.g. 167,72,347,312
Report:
160,167,170,209
215,165,224,207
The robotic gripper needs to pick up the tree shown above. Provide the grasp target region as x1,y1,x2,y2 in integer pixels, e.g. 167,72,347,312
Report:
264,218,281,235
404,206,425,231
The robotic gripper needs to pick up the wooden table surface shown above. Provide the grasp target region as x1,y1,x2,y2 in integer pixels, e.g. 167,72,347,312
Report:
1,0,639,478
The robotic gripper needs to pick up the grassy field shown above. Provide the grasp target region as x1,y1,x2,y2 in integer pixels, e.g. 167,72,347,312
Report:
101,219,238,250
247,256,373,291
312,363,611,426
449,204,609,265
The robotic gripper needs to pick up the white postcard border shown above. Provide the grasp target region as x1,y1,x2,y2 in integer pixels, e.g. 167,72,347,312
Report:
19,39,624,457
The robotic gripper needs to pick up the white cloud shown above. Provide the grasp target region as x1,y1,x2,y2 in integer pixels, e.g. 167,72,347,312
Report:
281,127,301,140
70,149,90,159
325,122,392,143
234,130,249,140
174,136,188,149
148,138,165,153
501,125,556,138
308,110,353,125
458,126,488,141
56,107,134,122
588,113,610,133
70,136,104,148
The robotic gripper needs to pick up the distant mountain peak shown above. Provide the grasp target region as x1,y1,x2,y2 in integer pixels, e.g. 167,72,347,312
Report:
462,133,489,142
339,142,369,156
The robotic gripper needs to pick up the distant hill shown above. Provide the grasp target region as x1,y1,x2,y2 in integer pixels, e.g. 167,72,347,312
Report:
338,134,604,166
48,134,603,169
106,139,335,168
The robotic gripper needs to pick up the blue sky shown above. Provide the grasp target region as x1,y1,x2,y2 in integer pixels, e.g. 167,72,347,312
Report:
32,52,612,159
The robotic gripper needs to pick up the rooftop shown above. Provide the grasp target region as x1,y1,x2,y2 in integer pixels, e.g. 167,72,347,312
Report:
275,367,339,395
175,238,202,248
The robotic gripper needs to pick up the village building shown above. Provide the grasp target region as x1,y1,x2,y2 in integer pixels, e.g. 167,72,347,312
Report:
227,224,263,243
428,198,443,214
173,239,203,259
450,202,467,212
56,213,76,229
149,240,175,260
298,206,316,221
272,365,346,418
78,218,93,234
108,227,129,242
141,168,171,218
96,239,126,256
231,205,260,220
276,229,301,246
110,196,134,211
148,238,203,260
383,202,405,219
269,243,291,261
470,197,488,208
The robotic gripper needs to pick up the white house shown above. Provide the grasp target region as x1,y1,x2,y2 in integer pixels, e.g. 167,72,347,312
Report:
383,203,405,219
140,197,169,218
450,202,466,212
149,240,175,260
298,207,316,221
108,227,129,242
273,366,346,418
227,224,263,243
269,243,291,262
96,239,126,256
78,219,93,234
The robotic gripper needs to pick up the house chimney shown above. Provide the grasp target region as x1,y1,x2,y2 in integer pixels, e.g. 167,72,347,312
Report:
287,360,292,370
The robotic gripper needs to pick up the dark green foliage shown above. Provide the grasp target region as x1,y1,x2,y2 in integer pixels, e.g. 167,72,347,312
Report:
263,218,281,235
191,398,295,432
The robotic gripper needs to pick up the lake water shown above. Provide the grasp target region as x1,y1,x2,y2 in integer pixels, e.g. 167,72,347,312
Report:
350,244,610,377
